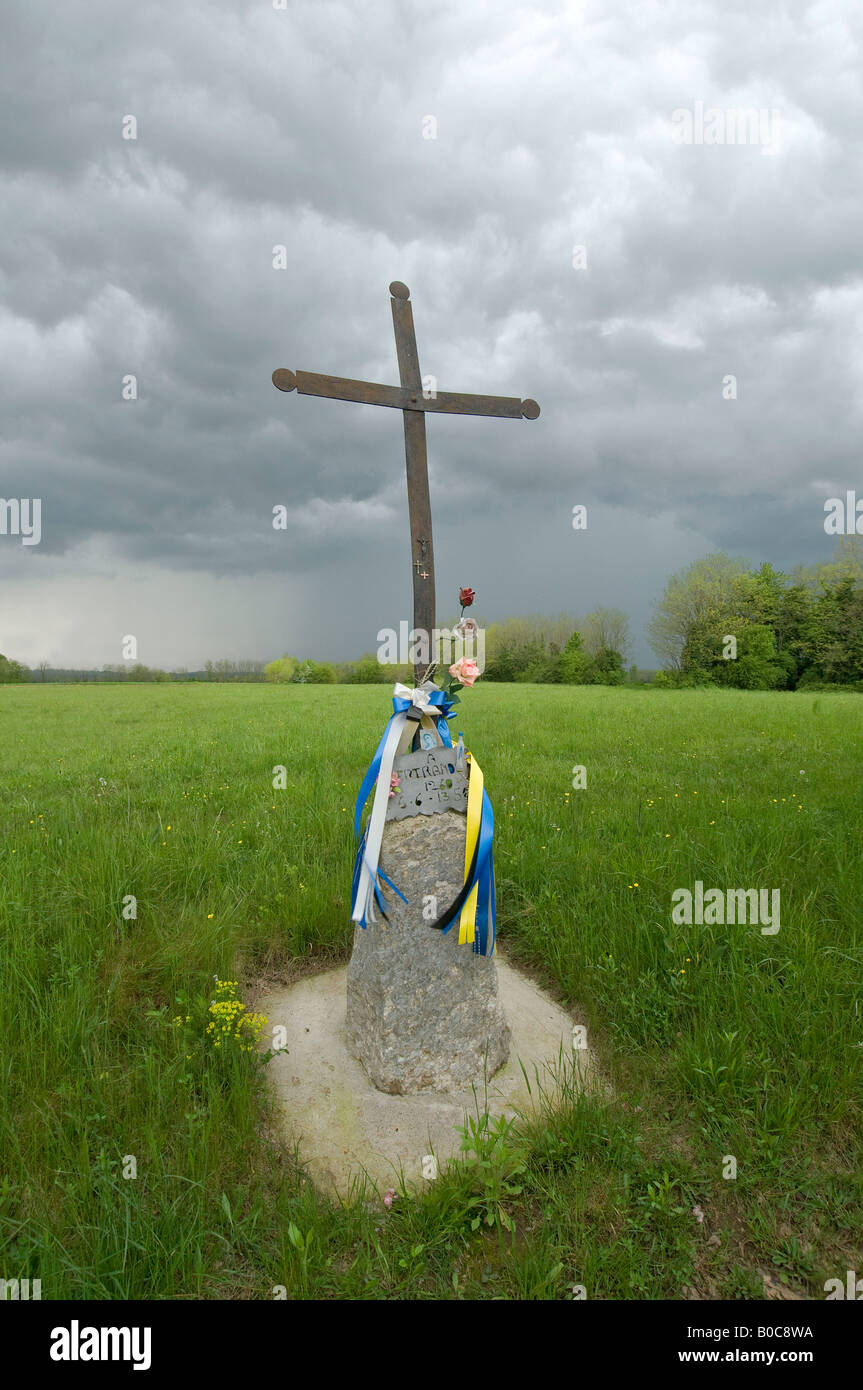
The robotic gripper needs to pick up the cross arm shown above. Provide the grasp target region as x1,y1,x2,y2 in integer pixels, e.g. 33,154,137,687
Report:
272,368,540,420
424,389,540,420
273,369,405,409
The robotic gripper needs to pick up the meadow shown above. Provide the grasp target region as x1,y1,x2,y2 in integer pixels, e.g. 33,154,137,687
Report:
1,681,861,1300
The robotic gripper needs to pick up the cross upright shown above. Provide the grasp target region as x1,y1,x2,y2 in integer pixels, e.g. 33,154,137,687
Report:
273,281,540,682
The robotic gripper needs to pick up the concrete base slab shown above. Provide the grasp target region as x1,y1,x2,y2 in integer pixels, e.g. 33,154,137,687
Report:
258,956,595,1199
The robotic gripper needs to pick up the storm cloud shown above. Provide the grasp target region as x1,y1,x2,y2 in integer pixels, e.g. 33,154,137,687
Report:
1,0,860,668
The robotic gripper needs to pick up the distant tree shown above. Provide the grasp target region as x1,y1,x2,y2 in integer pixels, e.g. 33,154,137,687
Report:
488,639,545,681
746,561,786,629
265,655,297,683
795,535,863,593
0,653,29,682
200,658,264,682
293,659,336,684
519,651,563,683
714,624,787,690
810,577,863,684
559,629,593,684
483,615,578,681
127,664,170,682
381,662,413,684
348,653,388,683
581,608,632,666
649,554,750,669
482,647,518,681
773,583,815,684
590,645,625,685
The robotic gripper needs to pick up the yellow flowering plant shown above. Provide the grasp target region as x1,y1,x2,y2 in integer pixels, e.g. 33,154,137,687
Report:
205,978,268,1053
172,977,280,1066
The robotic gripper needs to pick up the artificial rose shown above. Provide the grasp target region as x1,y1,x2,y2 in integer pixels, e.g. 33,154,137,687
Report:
449,657,480,687
456,617,478,641
459,587,475,608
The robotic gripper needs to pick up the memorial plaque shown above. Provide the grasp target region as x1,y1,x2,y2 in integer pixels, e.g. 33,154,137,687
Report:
386,746,468,821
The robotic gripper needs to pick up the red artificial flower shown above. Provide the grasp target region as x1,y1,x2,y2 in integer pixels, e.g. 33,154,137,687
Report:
459,587,475,608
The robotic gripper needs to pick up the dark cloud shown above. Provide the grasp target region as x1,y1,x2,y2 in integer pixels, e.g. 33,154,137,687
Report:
1,0,861,667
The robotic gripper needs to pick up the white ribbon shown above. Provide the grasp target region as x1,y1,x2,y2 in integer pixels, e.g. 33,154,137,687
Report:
391,682,436,715
351,682,440,925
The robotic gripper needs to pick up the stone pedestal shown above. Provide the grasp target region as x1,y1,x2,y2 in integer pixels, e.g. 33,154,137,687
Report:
346,810,511,1094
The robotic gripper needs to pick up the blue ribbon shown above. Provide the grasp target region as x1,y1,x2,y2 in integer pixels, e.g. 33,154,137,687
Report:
351,686,457,927
437,786,496,956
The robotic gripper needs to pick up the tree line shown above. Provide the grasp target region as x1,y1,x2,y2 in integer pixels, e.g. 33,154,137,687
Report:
261,608,636,686
3,539,860,689
648,538,863,690
0,660,270,684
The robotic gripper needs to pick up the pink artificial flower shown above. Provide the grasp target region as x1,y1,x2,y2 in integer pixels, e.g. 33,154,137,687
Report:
383,1188,397,1209
449,657,480,687
388,773,401,798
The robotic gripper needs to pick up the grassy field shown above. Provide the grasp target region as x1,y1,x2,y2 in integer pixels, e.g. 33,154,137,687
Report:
1,681,861,1300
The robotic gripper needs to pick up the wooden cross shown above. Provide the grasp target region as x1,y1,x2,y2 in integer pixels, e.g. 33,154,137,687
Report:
272,281,540,682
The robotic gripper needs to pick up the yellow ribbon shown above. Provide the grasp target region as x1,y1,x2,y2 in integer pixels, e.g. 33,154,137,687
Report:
459,751,484,945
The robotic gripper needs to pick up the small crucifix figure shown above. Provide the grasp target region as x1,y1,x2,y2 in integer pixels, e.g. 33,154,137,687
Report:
273,282,540,682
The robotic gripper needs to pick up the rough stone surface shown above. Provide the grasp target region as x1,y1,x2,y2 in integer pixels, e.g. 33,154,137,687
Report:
258,958,596,1198
346,810,511,1094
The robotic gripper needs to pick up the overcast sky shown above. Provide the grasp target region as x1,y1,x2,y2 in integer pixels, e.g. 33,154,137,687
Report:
1,0,860,670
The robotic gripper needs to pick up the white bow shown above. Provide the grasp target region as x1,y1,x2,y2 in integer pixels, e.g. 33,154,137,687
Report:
392,681,436,714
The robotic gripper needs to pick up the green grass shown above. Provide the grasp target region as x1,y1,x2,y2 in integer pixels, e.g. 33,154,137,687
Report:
1,681,861,1299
